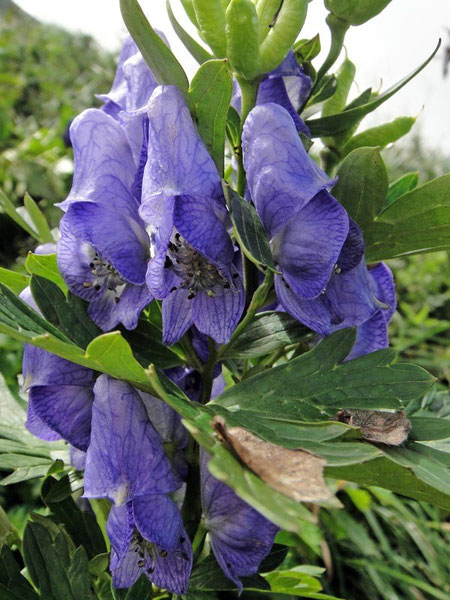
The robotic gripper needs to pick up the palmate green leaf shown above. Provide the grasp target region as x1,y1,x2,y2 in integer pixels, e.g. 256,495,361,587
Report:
166,0,212,64
382,171,419,211
120,0,189,95
340,116,416,158
228,187,277,271
189,59,233,174
213,329,434,416
0,267,29,294
331,147,389,231
365,173,450,261
0,545,40,600
306,40,440,137
326,455,450,510
222,311,310,359
23,517,93,600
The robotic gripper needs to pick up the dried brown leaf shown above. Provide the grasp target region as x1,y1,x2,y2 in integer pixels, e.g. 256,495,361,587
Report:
212,416,333,503
336,409,411,446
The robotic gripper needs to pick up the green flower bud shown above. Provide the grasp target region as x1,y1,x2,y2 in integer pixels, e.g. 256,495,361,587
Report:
226,0,261,80
324,0,391,26
192,0,228,58
255,0,283,43
259,0,308,74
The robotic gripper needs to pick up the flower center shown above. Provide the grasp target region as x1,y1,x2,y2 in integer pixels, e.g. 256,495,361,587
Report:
83,250,126,302
166,233,231,299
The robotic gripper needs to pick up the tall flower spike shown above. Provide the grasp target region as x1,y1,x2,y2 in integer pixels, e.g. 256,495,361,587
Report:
140,85,244,345
243,103,349,298
201,450,278,592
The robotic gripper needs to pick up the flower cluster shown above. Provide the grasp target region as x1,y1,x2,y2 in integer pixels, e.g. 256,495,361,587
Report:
21,33,396,595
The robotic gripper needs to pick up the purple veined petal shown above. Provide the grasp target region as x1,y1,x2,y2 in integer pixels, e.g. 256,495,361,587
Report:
146,246,180,300
29,384,93,451
369,262,396,323
211,374,226,399
173,194,234,271
97,36,138,113
141,85,222,211
25,398,62,442
165,366,203,404
273,190,349,299
59,201,149,284
192,275,245,345
139,391,189,451
122,51,158,114
147,534,192,596
139,192,175,255
133,495,184,551
22,345,95,390
84,375,181,505
161,289,194,346
130,116,149,203
201,450,278,592
242,103,333,237
337,218,365,273
346,310,389,361
258,77,311,136
70,446,86,470
107,504,144,589
191,327,222,379
58,109,135,211
275,275,332,335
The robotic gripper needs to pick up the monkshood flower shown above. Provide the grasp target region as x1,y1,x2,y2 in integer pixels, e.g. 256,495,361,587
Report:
83,375,192,593
139,85,245,345
243,102,349,300
201,450,278,592
57,107,153,331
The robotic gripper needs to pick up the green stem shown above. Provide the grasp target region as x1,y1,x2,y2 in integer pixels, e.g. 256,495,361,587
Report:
179,334,203,371
236,77,260,196
218,269,274,359
313,13,349,93
201,337,217,403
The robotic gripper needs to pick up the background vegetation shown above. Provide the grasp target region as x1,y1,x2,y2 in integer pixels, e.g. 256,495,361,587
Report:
0,2,448,598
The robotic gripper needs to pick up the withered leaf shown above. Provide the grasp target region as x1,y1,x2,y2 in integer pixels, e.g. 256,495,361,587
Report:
212,416,333,503
336,410,411,446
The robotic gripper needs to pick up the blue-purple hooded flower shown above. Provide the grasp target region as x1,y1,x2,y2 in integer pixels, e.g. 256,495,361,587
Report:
200,450,278,592
57,107,153,331
139,85,245,345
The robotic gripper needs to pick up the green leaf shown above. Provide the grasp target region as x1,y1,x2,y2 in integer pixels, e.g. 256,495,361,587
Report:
23,517,93,600
340,116,416,158
111,575,152,599
120,0,189,95
189,554,269,592
166,0,212,64
189,59,233,174
306,41,440,137
331,147,388,231
0,267,29,294
259,544,289,572
213,329,434,417
327,456,450,510
308,74,338,105
365,174,450,261
382,171,419,211
192,0,227,58
228,187,277,271
409,417,450,441
0,545,40,600
294,34,321,62
41,476,107,560
322,57,355,119
23,192,54,243
30,275,100,348
180,0,199,27
0,189,40,241
222,311,310,359
25,252,67,293
122,318,184,369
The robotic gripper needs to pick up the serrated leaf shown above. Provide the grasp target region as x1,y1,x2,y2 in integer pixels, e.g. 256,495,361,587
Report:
223,311,310,359
340,116,416,158
365,174,450,261
25,252,67,292
229,188,276,271
189,59,232,174
331,147,389,231
120,0,189,95
0,267,29,294
306,41,440,137
382,171,419,211
166,0,212,64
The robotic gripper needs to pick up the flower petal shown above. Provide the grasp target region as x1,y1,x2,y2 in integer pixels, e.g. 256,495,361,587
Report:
201,451,277,592
22,345,95,390
87,282,153,332
25,399,62,442
29,384,93,451
242,103,332,236
347,310,389,361
273,190,349,299
133,495,184,550
275,275,331,334
97,36,139,113
148,535,192,596
337,218,365,273
370,262,396,323
84,375,181,504
107,504,143,588
161,289,194,346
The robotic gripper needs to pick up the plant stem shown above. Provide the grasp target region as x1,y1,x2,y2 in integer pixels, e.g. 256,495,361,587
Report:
201,337,217,404
235,76,260,196
313,13,349,93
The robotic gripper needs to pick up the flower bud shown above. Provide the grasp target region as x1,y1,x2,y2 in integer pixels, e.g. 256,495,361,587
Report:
324,0,391,26
226,0,261,80
192,0,228,57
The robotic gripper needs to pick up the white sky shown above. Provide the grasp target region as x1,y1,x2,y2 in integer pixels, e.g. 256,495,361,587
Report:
15,0,450,153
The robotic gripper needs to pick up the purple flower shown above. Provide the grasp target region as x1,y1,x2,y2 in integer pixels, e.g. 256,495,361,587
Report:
243,102,349,299
201,450,278,592
107,501,192,594
139,85,245,345
57,107,153,331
